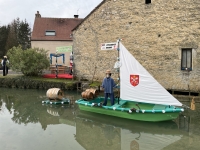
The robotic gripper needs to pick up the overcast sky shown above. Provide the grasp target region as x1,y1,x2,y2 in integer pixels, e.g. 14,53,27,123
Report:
0,0,103,29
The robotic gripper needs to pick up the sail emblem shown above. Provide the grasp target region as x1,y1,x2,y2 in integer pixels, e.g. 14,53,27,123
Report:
130,75,139,87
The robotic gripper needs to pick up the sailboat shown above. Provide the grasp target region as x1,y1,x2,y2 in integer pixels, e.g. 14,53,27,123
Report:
76,40,184,122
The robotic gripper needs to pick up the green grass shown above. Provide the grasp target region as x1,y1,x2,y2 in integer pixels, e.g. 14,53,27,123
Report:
0,74,23,78
0,74,75,83
29,76,75,83
0,74,78,88
89,81,101,87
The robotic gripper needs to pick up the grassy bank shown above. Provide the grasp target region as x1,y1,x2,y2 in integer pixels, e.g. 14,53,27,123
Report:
0,74,76,90
0,74,102,90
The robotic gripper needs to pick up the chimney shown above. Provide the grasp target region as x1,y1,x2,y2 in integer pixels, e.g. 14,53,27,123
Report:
74,15,79,19
35,11,41,18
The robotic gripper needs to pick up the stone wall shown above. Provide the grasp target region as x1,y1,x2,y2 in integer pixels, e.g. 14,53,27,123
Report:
72,0,200,92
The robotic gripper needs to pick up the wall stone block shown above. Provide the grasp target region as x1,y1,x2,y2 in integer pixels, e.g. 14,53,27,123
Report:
73,0,200,92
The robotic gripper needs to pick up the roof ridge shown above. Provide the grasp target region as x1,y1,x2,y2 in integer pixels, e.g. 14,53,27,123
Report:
37,17,84,20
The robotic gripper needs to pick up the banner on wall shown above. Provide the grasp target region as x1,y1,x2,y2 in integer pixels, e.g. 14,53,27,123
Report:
101,42,117,50
56,46,72,53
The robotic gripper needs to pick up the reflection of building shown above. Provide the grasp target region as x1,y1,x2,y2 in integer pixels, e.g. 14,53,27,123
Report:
176,114,190,132
0,101,6,114
121,130,182,150
173,109,200,150
39,105,76,130
76,118,121,150
75,113,186,150
39,113,60,130
0,100,2,111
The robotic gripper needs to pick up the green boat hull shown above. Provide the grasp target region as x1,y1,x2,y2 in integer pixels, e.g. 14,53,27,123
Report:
76,97,183,122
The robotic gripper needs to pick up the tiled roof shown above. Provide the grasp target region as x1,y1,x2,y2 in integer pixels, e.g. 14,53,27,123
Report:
31,17,83,41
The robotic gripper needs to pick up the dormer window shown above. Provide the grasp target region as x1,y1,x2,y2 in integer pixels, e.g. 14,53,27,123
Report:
145,0,151,4
45,30,56,36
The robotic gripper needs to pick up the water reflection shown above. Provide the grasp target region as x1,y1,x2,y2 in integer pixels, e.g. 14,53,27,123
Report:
0,88,200,150
0,88,83,150
76,112,186,150
40,104,77,130
0,88,79,129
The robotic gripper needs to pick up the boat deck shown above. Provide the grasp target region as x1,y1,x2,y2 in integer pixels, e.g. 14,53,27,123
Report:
112,100,127,107
77,97,183,112
122,101,154,110
76,97,184,122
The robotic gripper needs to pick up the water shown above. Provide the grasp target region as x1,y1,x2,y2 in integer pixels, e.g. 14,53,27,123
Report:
0,88,200,150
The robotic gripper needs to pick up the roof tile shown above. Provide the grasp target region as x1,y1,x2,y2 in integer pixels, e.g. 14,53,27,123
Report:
31,17,83,41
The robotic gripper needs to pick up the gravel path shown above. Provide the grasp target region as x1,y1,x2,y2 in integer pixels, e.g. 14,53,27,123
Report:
0,70,22,75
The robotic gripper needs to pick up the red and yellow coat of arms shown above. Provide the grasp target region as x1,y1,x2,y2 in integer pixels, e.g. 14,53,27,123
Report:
130,75,139,87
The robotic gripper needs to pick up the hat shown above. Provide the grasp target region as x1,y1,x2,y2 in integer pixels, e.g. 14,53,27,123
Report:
105,70,112,74
3,56,7,58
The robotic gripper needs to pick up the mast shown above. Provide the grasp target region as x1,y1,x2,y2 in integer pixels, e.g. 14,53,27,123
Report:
116,39,121,104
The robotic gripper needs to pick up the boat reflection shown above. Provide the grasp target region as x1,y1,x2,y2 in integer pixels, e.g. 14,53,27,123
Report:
40,104,77,130
75,112,187,150
1,88,200,150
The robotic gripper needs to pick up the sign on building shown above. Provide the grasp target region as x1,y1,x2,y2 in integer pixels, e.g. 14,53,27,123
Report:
101,42,117,50
56,46,72,53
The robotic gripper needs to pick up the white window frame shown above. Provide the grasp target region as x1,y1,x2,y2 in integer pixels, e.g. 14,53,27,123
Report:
181,48,192,71
45,30,56,36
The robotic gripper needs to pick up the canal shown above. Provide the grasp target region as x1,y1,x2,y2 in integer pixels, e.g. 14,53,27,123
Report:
0,88,199,150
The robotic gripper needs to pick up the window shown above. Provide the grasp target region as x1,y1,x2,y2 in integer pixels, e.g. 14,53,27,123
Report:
181,48,192,71
45,30,56,36
145,0,151,4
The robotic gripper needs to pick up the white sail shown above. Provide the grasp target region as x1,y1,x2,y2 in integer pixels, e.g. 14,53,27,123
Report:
120,43,182,106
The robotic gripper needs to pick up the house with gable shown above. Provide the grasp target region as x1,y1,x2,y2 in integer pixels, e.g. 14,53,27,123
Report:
72,0,200,93
31,11,83,66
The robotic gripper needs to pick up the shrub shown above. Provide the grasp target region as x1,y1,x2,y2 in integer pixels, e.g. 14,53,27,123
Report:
7,46,50,76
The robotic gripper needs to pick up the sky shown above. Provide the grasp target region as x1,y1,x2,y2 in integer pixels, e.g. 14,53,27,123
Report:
0,0,103,29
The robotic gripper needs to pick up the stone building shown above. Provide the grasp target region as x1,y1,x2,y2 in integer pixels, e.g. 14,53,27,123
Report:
72,0,200,93
31,11,83,65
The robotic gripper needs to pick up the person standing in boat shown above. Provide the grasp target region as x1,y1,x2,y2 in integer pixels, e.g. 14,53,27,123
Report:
102,70,116,106
1,56,9,76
